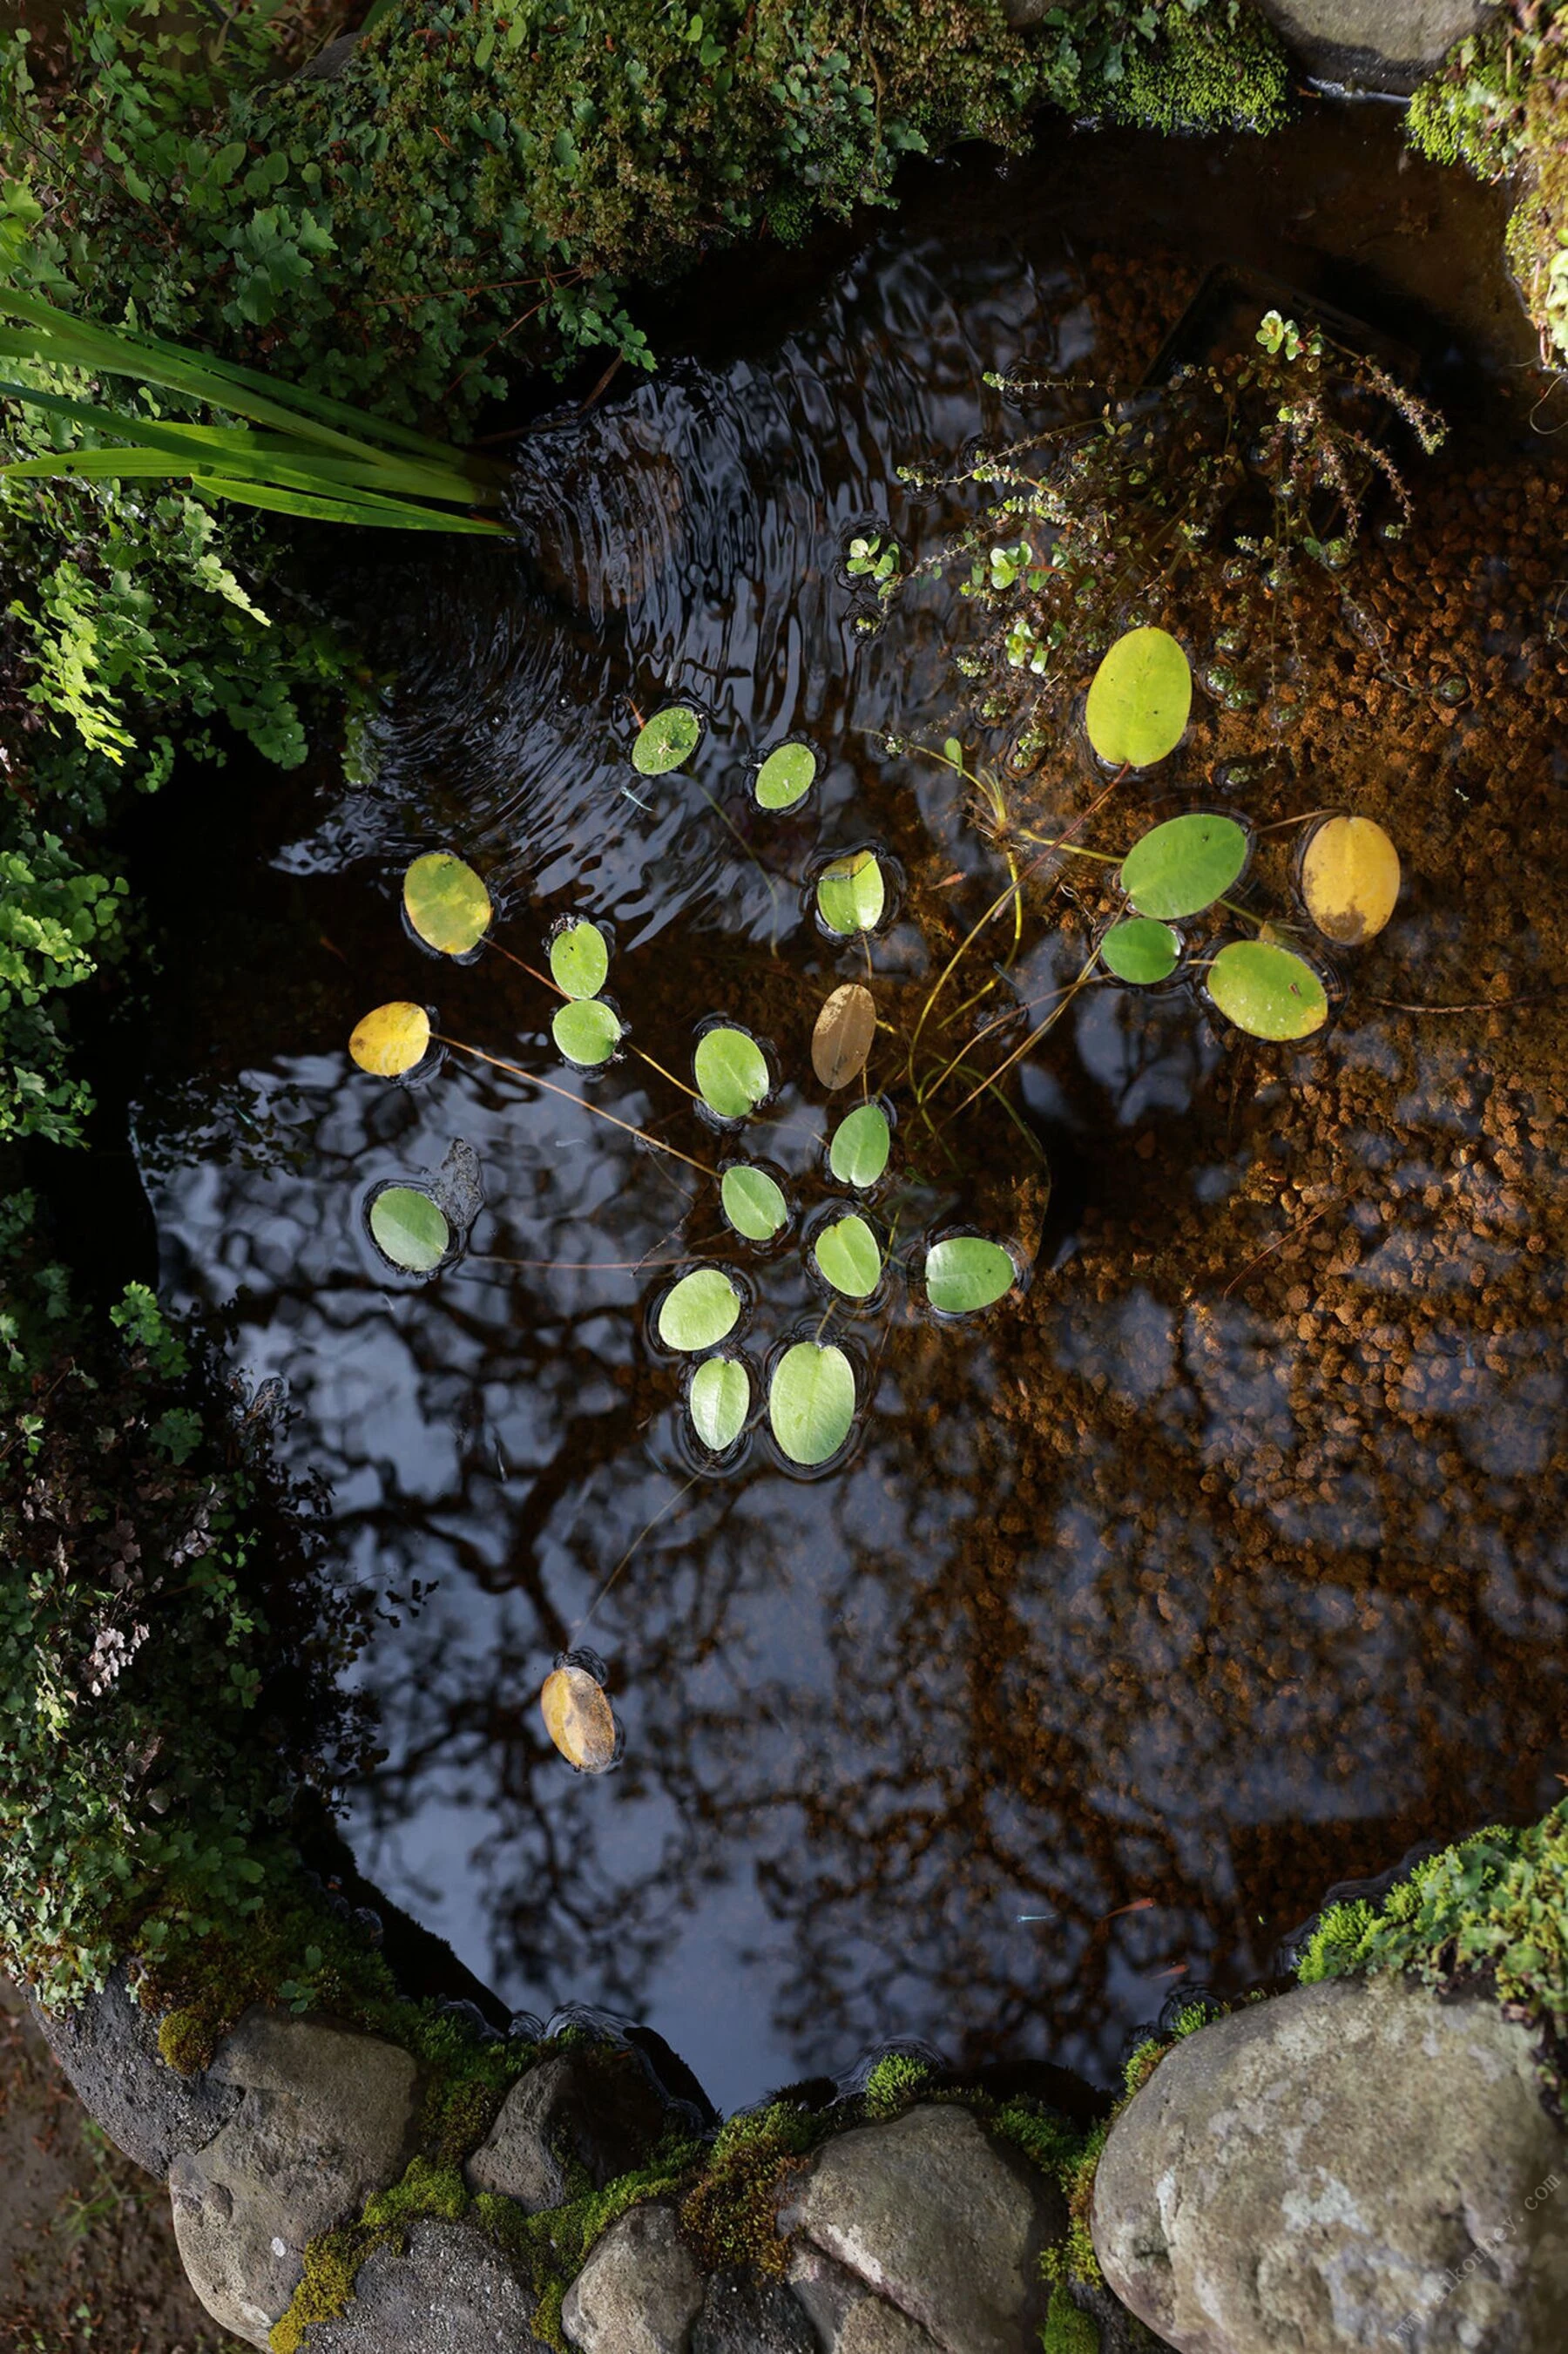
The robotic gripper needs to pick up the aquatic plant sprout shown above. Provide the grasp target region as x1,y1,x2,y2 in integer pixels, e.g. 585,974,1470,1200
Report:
404,853,492,956
925,1236,1017,1316
754,741,817,810
552,998,622,1066
720,1164,789,1242
817,850,886,936
350,1001,431,1077
368,1185,450,1274
1085,626,1193,768
1300,815,1401,945
688,1356,751,1453
632,703,704,775
1099,917,1180,985
813,1214,883,1300
828,1103,891,1187
694,1026,770,1120
658,1268,743,1352
811,983,876,1089
1206,940,1329,1041
1119,814,1248,922
769,1342,856,1466
549,919,611,998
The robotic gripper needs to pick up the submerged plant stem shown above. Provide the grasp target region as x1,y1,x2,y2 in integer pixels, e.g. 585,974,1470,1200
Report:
576,1473,701,1638
433,1036,717,1178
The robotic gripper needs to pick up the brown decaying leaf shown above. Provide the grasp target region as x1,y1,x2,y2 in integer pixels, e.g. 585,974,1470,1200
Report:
811,982,876,1090
540,1665,620,1773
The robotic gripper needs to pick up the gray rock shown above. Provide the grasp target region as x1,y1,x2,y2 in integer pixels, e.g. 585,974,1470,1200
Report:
170,2007,418,2348
28,1965,240,2177
465,2050,669,2211
786,2242,939,2351
1251,0,1499,94
561,2202,705,2354
781,2103,1063,2354
300,2217,548,2353
1092,1975,1568,2354
692,2263,819,2354
295,30,361,80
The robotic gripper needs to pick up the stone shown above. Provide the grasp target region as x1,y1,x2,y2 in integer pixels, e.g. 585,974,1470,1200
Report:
560,2202,705,2354
169,2007,417,2348
781,2103,1063,2354
787,2240,941,2350
1092,1974,1568,2354
465,2050,668,2210
28,1965,240,2177
1250,1,1500,95
839,2306,943,2354
301,2217,549,2353
692,2263,819,2354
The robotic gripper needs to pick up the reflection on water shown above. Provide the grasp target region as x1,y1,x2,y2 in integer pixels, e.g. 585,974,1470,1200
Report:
134,114,1568,2111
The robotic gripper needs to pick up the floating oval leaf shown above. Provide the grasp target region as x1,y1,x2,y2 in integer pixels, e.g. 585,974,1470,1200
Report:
1300,815,1401,945
688,1356,750,1452
720,1163,788,1242
811,981,876,1090
769,1341,855,1466
814,1214,882,1300
549,919,610,999
540,1662,622,1774
828,1102,891,1187
694,1026,769,1120
816,851,886,937
368,1186,450,1273
1207,939,1328,1041
632,704,703,775
1085,626,1193,768
925,1235,1017,1315
657,1268,742,1351
350,1001,431,1077
755,741,817,810
403,852,491,957
1119,813,1247,921
552,998,622,1066
1100,916,1180,985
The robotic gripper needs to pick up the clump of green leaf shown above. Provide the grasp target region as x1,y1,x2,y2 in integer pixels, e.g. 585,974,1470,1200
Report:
862,2049,934,2116
1298,1802,1568,2048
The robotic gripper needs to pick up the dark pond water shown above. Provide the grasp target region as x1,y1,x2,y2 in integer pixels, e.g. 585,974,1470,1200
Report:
134,108,1568,2113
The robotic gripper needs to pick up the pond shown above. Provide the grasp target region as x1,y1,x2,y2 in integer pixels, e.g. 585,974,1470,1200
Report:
129,105,1568,2115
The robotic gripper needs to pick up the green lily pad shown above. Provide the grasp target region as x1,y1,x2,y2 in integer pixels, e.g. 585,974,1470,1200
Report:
403,852,492,957
369,1186,450,1274
720,1163,788,1241
1207,939,1329,1040
1100,916,1180,985
694,1025,770,1120
813,1214,882,1300
925,1235,1017,1315
828,1102,891,1187
632,704,703,775
549,919,609,999
1085,626,1193,768
1119,813,1247,922
657,1268,742,1352
688,1355,750,1451
769,1341,856,1467
755,741,817,811
552,998,622,1066
816,850,885,937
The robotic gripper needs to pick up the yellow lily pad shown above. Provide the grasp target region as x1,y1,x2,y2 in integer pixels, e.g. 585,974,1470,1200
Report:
350,1001,431,1076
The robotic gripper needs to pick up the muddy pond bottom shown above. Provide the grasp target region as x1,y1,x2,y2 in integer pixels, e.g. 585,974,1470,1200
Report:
137,112,1568,2111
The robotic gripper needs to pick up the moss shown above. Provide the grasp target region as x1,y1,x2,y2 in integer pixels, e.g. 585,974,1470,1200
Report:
679,2099,826,2279
1087,2,1290,138
1040,2283,1101,2354
1408,5,1568,367
269,2219,398,2354
862,2051,935,2117
1297,1798,1568,2056
363,2156,468,2229
476,2141,703,2352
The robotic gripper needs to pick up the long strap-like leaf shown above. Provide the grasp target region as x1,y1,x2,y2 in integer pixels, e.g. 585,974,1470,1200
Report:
0,381,501,508
186,474,507,533
0,284,487,471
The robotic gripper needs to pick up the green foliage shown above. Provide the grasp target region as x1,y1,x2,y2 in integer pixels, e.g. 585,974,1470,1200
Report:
0,1217,379,2013
1297,1801,1568,2044
0,2,1287,431
1085,0,1288,138
1040,2283,1101,2354
862,2050,934,2116
680,2098,825,2276
767,1340,855,1465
